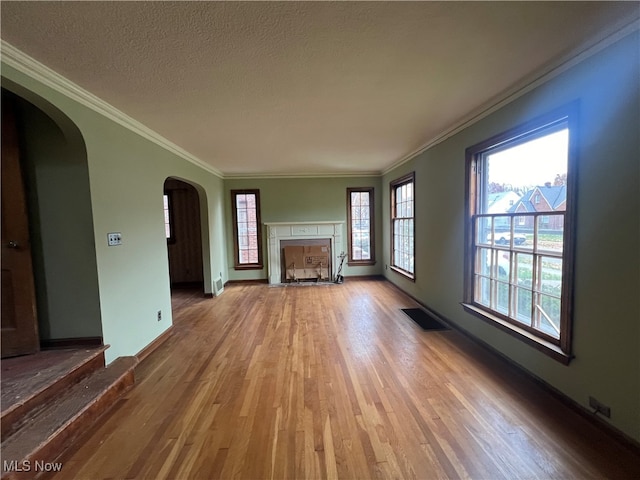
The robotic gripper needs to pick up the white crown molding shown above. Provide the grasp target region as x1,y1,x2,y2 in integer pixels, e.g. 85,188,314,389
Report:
1,40,224,179
382,18,640,177
224,171,382,180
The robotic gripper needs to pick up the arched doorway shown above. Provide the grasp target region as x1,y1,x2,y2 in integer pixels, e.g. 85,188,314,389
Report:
163,178,207,294
1,86,102,354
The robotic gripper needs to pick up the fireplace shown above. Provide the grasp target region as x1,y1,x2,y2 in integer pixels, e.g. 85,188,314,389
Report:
264,221,344,284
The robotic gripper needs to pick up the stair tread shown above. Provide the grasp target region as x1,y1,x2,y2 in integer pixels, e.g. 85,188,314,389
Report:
1,347,108,416
1,356,137,461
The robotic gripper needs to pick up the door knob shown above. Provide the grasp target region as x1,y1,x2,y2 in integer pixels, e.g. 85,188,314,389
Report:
7,241,19,249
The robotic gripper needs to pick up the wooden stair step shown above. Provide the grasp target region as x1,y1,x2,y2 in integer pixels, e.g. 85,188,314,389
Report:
1,347,109,439
1,356,138,480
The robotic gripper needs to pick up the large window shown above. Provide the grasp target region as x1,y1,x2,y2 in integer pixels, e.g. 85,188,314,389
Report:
347,188,375,265
390,173,415,279
463,107,577,363
231,189,263,270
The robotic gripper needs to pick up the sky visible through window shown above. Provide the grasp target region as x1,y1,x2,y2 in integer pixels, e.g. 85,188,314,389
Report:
487,129,568,188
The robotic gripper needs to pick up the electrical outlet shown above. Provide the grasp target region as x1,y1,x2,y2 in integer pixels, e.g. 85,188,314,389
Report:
589,396,611,418
157,310,162,322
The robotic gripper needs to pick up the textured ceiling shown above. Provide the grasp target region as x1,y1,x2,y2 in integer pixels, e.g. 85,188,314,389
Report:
1,2,638,177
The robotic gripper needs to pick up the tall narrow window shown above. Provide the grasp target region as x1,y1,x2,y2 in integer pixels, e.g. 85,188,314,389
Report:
163,193,174,243
347,187,375,265
231,189,263,269
463,106,577,363
390,173,415,279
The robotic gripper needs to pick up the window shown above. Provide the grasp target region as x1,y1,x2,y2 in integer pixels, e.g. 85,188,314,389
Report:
463,106,576,363
231,189,263,269
163,193,174,243
347,188,375,265
390,173,415,279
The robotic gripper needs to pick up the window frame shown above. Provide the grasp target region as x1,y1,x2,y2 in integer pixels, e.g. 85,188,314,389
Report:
163,192,175,244
390,172,416,280
347,187,376,266
231,189,263,270
462,105,578,364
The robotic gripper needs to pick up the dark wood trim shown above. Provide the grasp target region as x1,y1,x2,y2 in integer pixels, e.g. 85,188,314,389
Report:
389,265,415,280
135,326,173,363
386,279,639,455
389,172,416,281
40,337,103,349
461,303,571,364
346,187,376,266
463,103,578,360
231,189,264,270
347,261,377,267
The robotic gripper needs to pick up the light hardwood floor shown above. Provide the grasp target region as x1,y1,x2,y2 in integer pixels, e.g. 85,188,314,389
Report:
54,279,640,479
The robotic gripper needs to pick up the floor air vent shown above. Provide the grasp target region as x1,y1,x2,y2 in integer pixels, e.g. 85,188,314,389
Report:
214,277,224,296
401,308,449,331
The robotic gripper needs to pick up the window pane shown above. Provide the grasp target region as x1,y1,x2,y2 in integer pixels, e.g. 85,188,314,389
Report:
484,129,568,203
475,275,491,307
514,215,533,252
514,253,533,289
495,250,510,279
475,247,492,277
477,217,492,246
536,294,561,338
514,287,532,325
496,281,509,315
536,214,564,254
538,256,563,297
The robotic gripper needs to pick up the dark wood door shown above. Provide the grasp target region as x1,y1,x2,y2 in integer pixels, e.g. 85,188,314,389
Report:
1,96,40,358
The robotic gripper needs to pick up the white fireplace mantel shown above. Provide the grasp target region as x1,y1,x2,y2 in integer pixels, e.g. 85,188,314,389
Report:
264,221,344,284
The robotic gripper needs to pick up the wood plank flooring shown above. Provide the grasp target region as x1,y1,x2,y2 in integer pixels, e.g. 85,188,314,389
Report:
52,279,640,479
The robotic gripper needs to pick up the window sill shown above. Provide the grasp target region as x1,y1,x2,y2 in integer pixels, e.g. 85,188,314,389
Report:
389,265,415,282
461,303,572,365
347,260,376,267
234,264,264,271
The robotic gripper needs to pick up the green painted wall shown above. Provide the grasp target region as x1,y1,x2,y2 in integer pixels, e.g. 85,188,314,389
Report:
2,65,228,364
224,177,383,281
382,32,640,442
6,89,103,341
